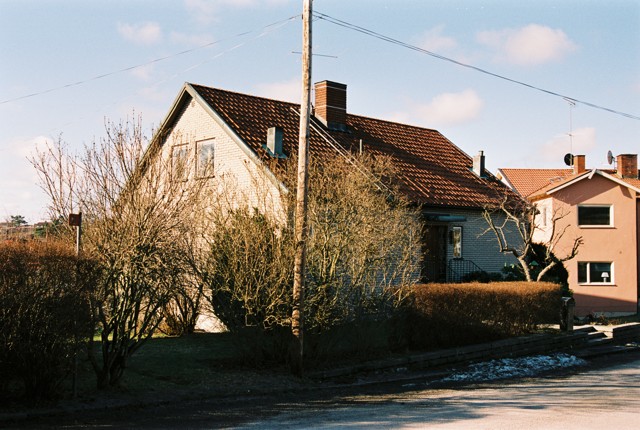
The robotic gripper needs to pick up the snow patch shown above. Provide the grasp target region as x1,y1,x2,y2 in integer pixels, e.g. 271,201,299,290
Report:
442,353,587,382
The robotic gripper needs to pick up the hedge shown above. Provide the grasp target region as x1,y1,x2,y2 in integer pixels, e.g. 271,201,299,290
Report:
398,282,563,350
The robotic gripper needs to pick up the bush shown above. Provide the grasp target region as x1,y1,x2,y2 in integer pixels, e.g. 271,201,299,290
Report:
399,282,562,350
0,240,97,402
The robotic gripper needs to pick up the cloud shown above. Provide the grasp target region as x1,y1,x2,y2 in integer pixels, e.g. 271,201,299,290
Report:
130,64,155,81
477,24,577,66
414,89,484,126
416,25,457,52
254,77,301,103
0,135,53,222
170,31,213,46
117,22,163,45
540,127,596,163
184,0,289,25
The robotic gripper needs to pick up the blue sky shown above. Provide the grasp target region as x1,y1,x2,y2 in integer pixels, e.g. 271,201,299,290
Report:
1,0,639,223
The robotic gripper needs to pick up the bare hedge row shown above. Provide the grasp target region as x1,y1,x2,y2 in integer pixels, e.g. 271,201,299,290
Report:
0,240,96,402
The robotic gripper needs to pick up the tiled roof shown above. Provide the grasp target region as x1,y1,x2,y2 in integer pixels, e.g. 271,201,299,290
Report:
499,168,574,198
500,167,640,200
190,83,519,209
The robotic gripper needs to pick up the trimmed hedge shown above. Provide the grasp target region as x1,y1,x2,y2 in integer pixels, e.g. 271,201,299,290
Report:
397,282,563,350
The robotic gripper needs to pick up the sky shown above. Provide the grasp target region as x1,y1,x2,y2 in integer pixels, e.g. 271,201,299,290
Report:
1,0,639,223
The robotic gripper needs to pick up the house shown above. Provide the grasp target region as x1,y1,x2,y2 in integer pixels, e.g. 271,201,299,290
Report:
499,154,640,316
149,80,521,282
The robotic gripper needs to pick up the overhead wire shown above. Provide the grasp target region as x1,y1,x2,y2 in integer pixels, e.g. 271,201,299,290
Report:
0,14,300,105
313,11,640,121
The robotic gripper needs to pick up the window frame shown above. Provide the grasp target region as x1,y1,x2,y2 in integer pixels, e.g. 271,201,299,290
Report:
577,204,613,228
577,261,614,285
196,138,215,179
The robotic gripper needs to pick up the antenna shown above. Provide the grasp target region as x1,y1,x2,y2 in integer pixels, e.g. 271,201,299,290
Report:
564,97,576,155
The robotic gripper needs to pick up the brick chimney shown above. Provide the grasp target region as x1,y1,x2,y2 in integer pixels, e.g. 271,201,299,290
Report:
314,80,347,131
616,154,638,179
573,154,586,174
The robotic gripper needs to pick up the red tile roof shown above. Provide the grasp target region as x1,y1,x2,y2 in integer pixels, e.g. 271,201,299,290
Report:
190,83,520,209
500,167,640,200
499,168,574,198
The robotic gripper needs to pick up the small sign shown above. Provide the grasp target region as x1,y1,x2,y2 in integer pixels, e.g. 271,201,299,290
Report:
68,213,82,227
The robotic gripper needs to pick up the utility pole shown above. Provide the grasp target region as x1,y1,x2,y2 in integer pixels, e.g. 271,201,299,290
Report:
291,0,312,377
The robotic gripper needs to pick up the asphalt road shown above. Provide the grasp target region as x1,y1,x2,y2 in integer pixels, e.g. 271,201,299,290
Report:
9,351,640,429
235,354,640,429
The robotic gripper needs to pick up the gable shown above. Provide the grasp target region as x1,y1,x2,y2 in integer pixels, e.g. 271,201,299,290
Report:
187,83,519,209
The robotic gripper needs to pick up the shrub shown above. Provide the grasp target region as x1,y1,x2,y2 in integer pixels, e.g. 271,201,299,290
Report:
0,240,97,402
400,282,562,350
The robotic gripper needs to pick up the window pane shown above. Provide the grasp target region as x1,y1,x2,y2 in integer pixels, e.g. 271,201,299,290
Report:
577,262,587,283
452,227,462,258
172,145,189,181
197,140,214,177
578,206,610,226
589,262,611,283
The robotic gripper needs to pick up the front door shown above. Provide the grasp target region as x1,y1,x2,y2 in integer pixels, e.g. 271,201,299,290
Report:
421,224,447,282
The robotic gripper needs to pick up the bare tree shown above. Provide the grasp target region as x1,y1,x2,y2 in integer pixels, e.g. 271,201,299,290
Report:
194,153,421,335
30,116,205,388
483,197,583,282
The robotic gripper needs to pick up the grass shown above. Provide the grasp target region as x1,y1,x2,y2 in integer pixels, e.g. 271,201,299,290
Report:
62,332,309,406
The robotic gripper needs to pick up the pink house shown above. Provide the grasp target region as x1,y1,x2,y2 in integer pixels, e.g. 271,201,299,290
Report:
499,154,640,316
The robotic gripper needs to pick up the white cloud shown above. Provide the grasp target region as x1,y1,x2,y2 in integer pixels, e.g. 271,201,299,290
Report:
477,24,577,66
131,64,155,81
415,89,484,126
117,22,163,45
0,136,53,222
416,25,457,52
540,127,596,163
170,31,214,46
184,0,289,25
254,77,301,103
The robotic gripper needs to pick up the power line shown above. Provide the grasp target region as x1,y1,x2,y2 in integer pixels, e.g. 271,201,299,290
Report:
0,15,299,105
314,11,640,121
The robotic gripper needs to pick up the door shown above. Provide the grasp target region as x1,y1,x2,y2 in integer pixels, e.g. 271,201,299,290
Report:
421,224,448,282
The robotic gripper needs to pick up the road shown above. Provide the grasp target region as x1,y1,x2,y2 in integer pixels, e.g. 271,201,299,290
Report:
235,355,640,429
10,352,640,429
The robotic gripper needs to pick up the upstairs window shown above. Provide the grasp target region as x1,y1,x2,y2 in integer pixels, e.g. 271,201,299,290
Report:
578,262,613,285
171,144,189,181
197,139,215,178
578,205,612,227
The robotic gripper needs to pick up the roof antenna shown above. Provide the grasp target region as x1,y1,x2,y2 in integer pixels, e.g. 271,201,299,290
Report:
564,97,576,155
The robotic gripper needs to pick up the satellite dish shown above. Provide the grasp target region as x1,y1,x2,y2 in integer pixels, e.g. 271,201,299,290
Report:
563,153,574,166
607,150,614,165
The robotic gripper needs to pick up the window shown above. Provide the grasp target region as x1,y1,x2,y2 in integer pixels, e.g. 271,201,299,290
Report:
451,226,462,258
578,205,612,227
578,262,613,284
197,139,215,178
171,144,189,181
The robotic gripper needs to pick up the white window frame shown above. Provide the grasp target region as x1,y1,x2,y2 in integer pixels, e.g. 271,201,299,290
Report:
577,261,614,285
196,138,215,178
577,204,613,228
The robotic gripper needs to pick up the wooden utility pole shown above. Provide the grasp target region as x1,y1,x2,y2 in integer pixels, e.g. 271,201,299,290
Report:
291,0,312,377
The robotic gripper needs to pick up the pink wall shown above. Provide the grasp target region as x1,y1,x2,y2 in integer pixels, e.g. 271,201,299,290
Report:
549,174,638,315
